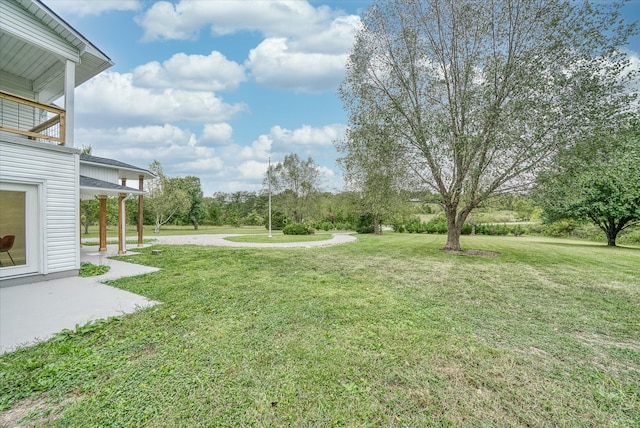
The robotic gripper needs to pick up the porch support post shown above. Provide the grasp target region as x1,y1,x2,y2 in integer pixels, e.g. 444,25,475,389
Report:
63,59,75,147
99,196,107,251
118,192,126,255
119,177,127,255
79,199,82,248
138,175,144,247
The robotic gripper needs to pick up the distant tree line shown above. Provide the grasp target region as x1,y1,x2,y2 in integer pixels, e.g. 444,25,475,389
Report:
81,141,639,247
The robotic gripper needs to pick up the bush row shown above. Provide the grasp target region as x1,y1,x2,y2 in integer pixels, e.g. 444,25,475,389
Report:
312,220,357,231
392,216,526,236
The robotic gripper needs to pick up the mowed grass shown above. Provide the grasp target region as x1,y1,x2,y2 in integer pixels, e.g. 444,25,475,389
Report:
1,234,638,426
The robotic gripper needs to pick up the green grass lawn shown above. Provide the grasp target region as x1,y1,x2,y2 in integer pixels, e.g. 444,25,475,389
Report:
1,234,638,426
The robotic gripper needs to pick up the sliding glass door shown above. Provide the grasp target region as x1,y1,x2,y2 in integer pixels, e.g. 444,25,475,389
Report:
0,183,40,277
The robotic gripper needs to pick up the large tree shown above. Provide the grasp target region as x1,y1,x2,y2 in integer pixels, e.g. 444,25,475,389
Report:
176,176,206,230
339,0,636,250
535,131,640,246
337,123,407,234
146,161,190,232
265,153,321,223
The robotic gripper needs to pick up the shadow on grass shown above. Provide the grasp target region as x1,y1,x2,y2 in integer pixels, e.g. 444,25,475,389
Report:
536,239,640,252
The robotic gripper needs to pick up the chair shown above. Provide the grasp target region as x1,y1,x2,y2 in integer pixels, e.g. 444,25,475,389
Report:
0,235,16,266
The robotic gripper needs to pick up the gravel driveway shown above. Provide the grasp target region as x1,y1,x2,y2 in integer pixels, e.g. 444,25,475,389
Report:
150,232,357,248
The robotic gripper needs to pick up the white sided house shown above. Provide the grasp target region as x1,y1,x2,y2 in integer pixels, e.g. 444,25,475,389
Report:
0,0,151,286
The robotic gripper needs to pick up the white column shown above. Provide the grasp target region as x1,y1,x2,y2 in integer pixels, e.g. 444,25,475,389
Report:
64,59,75,147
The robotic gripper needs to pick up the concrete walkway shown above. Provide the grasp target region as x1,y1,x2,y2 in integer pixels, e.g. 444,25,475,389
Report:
0,233,356,354
0,245,159,354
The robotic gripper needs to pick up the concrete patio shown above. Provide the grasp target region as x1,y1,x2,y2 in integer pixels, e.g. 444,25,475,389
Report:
0,244,160,354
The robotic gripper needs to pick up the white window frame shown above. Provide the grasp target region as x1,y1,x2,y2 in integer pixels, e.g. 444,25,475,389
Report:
0,181,43,278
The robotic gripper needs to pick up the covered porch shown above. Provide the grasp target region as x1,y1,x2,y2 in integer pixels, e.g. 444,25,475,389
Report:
80,154,155,255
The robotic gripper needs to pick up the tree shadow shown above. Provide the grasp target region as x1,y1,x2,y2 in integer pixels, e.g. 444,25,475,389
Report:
537,240,640,252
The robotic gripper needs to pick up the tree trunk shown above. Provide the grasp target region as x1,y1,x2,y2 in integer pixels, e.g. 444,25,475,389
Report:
374,215,382,235
192,217,199,230
443,206,462,251
82,209,90,234
154,214,161,233
599,218,620,247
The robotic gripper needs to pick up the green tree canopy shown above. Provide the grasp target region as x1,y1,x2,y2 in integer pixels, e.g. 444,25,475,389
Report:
337,122,407,234
339,0,636,251
265,153,321,223
176,176,205,230
146,160,191,232
535,131,640,246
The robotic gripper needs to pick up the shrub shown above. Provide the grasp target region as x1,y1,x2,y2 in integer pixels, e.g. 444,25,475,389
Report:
266,211,288,230
283,222,314,235
356,213,376,234
461,222,473,235
542,219,581,237
313,220,334,231
243,210,264,226
389,213,415,233
404,217,424,233
424,216,448,234
393,214,529,237
335,222,356,231
619,228,640,245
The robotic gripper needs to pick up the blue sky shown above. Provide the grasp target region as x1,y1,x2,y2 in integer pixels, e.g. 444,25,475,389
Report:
44,0,640,196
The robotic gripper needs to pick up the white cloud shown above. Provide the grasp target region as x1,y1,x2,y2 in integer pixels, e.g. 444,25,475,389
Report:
75,72,247,127
238,160,269,179
46,0,141,17
176,157,224,172
76,124,226,189
268,123,347,148
137,1,339,43
76,124,197,152
201,123,233,145
247,124,347,191
317,165,342,190
222,135,272,161
289,15,362,54
135,0,361,92
132,51,246,92
247,38,348,92
77,121,346,195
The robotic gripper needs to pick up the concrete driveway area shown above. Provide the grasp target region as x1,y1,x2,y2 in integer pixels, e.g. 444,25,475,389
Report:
0,233,356,354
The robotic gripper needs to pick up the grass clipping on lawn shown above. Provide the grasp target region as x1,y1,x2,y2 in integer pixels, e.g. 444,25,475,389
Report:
1,234,638,426
79,262,110,277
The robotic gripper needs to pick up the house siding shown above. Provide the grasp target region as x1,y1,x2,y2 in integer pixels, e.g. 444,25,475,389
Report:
80,164,119,184
0,137,79,276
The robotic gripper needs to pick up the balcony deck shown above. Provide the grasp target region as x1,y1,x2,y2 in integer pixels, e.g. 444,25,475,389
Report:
0,90,65,145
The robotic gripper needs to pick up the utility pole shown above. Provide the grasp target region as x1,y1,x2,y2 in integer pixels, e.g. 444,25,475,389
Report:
268,156,272,238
